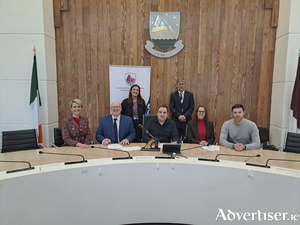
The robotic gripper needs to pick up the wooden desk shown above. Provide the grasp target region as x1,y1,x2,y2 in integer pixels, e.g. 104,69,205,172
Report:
1,143,300,172
1,144,300,225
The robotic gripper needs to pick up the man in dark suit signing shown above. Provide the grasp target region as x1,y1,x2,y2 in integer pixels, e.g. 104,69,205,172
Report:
169,79,195,141
96,102,136,145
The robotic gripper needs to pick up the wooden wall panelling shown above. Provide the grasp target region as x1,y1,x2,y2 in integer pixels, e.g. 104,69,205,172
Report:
183,0,192,92
195,0,204,108
54,0,279,144
97,0,104,121
81,1,89,111
265,0,274,8
99,0,111,118
203,0,213,109
89,0,100,134
244,0,258,123
227,0,238,107
60,0,72,121
60,0,68,10
156,1,167,110
143,2,151,67
210,0,221,133
150,0,158,12
55,28,65,120
168,0,179,97
120,0,127,65
53,0,69,28
217,0,231,133
237,0,247,119
232,0,243,106
253,0,267,127
53,0,62,27
137,0,145,66
265,0,279,27
271,0,279,27
150,55,158,114
130,0,138,65
257,10,276,128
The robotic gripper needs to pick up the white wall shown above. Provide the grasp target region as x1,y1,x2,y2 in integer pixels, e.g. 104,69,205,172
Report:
270,0,300,148
0,0,58,148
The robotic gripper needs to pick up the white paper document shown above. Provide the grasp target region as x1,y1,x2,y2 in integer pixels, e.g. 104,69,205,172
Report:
121,146,142,151
202,145,220,151
108,144,122,149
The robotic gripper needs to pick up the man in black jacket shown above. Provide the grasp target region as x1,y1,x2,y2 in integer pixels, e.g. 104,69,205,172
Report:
169,79,194,142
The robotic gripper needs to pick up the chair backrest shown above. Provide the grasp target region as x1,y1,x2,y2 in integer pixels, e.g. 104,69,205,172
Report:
182,124,188,143
142,114,157,127
284,132,300,153
1,129,39,153
258,127,269,143
54,128,64,147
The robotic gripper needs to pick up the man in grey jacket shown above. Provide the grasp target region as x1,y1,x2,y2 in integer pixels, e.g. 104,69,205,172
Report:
219,104,261,151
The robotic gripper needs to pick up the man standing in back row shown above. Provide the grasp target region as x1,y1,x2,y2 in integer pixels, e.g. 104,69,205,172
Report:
169,78,194,141
219,104,261,151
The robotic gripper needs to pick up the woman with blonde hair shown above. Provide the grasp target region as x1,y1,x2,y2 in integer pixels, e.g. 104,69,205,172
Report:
61,99,91,148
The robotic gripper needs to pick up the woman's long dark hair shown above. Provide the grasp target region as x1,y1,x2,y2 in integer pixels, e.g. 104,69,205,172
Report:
128,84,144,105
192,105,209,127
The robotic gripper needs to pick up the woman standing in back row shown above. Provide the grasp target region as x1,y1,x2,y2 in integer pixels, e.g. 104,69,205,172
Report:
121,84,146,142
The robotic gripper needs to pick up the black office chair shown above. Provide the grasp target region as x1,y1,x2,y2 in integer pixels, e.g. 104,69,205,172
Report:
284,132,300,153
50,128,93,147
1,129,40,153
257,127,278,151
142,114,157,127
50,128,64,148
182,124,188,143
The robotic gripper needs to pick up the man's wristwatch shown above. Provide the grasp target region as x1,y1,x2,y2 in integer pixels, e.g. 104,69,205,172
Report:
243,144,246,150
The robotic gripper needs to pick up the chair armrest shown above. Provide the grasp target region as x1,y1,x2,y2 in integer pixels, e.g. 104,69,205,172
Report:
39,143,47,149
50,142,58,148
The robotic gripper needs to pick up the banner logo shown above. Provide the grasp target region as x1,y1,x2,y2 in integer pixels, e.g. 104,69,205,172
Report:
145,12,184,58
125,72,136,86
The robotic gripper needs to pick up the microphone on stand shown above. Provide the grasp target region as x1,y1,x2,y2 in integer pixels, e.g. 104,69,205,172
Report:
180,145,203,152
39,151,88,165
215,153,260,162
265,158,300,168
199,153,260,162
138,124,160,151
91,146,132,160
0,160,35,174
181,144,215,161
174,144,202,159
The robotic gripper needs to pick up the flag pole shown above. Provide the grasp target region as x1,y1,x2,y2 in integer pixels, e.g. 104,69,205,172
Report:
30,46,44,146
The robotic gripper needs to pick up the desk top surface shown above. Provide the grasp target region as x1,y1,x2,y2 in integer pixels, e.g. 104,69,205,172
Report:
1,143,300,172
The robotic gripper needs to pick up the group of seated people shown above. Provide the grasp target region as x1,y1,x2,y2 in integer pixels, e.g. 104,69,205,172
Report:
62,82,261,151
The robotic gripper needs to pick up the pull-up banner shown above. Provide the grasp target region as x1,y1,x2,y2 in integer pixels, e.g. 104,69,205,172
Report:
109,65,151,114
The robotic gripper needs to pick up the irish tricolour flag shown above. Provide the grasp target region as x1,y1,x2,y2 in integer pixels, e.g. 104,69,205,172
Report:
29,47,43,146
